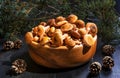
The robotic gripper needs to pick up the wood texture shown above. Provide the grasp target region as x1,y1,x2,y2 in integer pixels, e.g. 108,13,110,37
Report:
25,31,97,68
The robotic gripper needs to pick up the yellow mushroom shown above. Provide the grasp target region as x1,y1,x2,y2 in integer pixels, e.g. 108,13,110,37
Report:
37,25,45,41
55,29,63,35
78,28,87,38
61,23,73,32
86,22,98,37
39,36,51,45
39,22,47,26
47,19,56,26
56,16,66,22
44,26,50,33
52,32,63,47
47,27,56,37
56,20,68,27
32,26,38,36
83,34,94,46
70,30,81,39
66,14,78,23
75,19,85,28
65,36,75,47
33,36,39,42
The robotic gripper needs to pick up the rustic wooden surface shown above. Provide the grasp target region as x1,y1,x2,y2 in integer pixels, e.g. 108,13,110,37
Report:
0,39,120,78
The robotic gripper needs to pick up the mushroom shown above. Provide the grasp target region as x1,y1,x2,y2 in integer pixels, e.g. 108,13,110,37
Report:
70,30,81,39
48,27,56,37
39,36,51,45
66,14,78,23
65,36,75,47
83,34,95,46
47,19,56,26
56,20,68,27
61,23,73,32
37,25,45,41
75,19,85,28
39,22,47,26
86,22,98,37
52,32,63,47
56,16,66,22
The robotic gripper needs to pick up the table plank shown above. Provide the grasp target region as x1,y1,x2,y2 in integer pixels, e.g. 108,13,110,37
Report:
0,40,120,78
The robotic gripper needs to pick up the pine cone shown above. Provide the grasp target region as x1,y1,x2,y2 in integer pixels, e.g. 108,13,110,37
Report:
102,45,115,55
102,56,114,70
11,59,27,74
89,62,101,75
14,39,22,49
3,41,14,50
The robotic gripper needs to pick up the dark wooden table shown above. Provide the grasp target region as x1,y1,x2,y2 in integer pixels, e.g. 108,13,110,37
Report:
0,39,120,78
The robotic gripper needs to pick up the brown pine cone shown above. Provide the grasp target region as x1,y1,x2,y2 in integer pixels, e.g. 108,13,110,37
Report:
102,56,114,70
14,39,22,49
11,59,27,74
89,62,102,75
102,45,115,55
3,41,14,50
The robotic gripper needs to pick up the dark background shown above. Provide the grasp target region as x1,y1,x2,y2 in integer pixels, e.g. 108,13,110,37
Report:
0,0,120,78
115,0,120,15
0,38,120,78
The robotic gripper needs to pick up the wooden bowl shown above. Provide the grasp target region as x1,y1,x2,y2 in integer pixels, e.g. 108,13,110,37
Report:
25,32,97,68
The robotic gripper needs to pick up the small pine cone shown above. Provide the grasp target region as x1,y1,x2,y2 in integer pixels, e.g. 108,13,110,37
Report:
102,56,114,70
14,39,22,49
102,45,115,55
89,62,102,75
11,59,27,74
3,41,14,50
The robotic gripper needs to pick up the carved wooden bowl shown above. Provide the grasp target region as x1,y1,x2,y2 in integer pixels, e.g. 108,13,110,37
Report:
25,33,97,68
25,14,98,68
